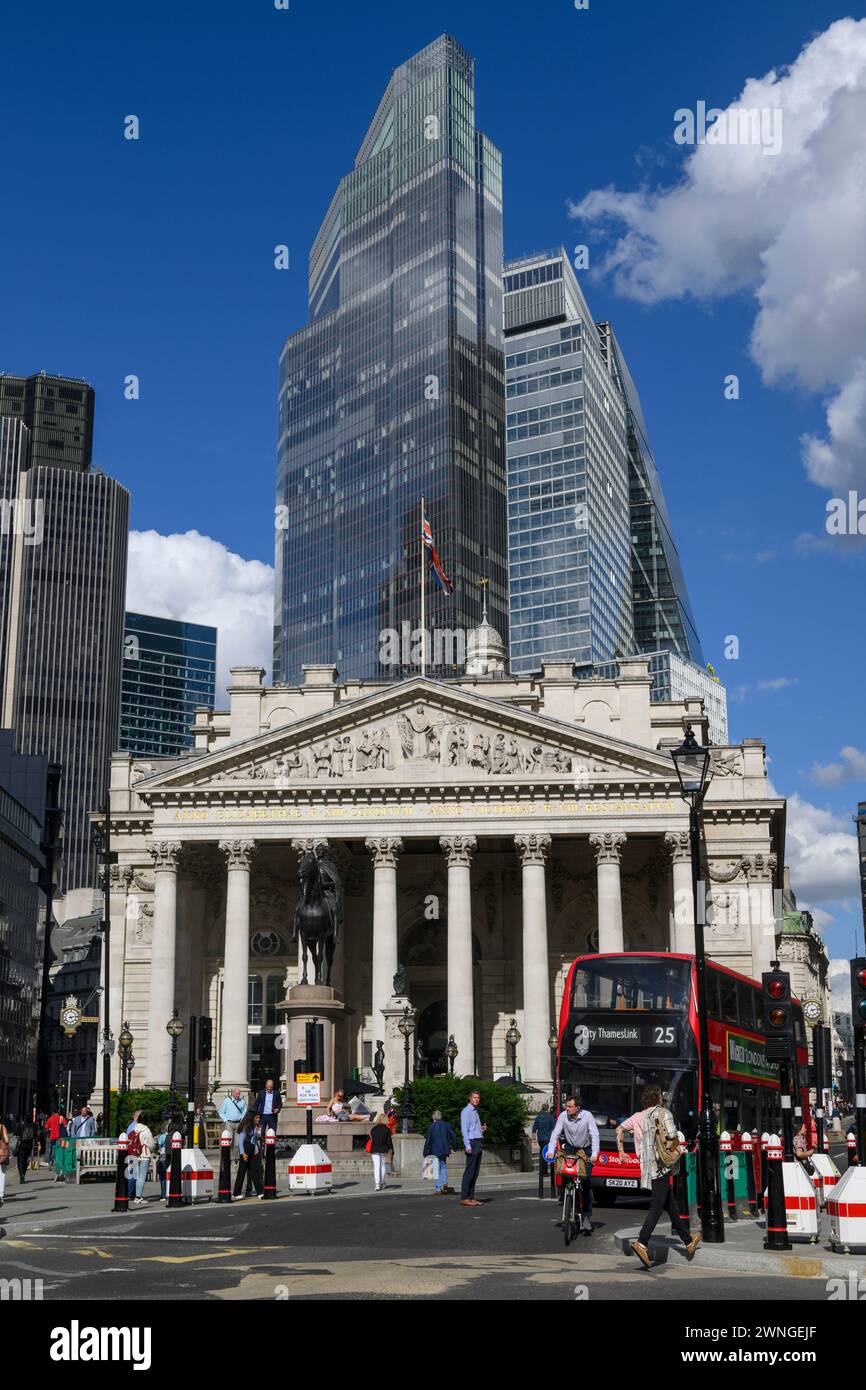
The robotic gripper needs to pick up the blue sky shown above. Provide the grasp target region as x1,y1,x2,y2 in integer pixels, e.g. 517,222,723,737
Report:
2,0,864,979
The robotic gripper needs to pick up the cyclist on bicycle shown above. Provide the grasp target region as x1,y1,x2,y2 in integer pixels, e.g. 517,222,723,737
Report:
547,1094,600,1234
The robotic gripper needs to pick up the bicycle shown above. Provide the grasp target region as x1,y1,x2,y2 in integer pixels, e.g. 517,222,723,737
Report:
557,1149,586,1246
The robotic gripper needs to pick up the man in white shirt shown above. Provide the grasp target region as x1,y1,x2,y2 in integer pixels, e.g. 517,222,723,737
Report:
547,1094,600,1233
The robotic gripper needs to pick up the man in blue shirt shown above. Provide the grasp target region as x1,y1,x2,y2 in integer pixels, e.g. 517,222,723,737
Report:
459,1089,486,1205
253,1078,282,1134
219,1089,247,1135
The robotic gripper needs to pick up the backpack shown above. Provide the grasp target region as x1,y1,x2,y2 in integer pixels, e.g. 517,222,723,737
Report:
651,1107,681,1170
126,1128,143,1158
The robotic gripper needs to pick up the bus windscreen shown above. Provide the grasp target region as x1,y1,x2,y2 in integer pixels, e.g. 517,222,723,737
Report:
570,956,692,1013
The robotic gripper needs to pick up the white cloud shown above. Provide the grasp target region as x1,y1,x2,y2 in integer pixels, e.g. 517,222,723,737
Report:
784,791,860,905
756,676,798,692
126,530,274,697
811,745,866,786
829,958,852,1013
569,18,866,491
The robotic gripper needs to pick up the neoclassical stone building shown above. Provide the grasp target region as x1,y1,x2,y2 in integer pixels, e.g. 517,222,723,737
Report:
99,650,785,1100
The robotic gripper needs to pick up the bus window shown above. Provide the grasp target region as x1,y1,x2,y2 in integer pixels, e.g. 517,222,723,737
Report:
738,982,756,1031
704,970,720,1018
720,974,738,1024
740,1085,759,1134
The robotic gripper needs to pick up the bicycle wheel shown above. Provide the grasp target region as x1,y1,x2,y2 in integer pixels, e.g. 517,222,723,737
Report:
563,1183,576,1246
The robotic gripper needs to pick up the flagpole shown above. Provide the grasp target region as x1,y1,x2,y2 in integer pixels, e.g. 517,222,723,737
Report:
420,496,426,678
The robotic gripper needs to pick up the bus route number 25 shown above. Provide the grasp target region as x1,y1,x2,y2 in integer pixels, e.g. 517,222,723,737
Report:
653,1025,675,1045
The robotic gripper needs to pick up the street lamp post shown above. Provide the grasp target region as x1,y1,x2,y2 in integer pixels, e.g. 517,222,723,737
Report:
91,808,117,1138
671,723,724,1244
548,1025,558,1110
445,1034,458,1077
166,1010,185,1134
397,1006,415,1134
506,1019,521,1085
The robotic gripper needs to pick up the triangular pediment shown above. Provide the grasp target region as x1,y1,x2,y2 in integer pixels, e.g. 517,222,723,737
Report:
133,677,676,797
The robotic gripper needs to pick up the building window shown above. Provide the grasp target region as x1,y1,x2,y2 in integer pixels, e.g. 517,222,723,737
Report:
248,975,263,1026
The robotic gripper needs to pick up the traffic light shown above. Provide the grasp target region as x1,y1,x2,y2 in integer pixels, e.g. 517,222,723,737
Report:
199,1015,213,1061
761,968,794,1060
851,958,866,1027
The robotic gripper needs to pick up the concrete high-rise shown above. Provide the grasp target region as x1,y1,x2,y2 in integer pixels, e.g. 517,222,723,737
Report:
274,35,507,683
0,372,95,472
0,385,128,898
120,612,217,759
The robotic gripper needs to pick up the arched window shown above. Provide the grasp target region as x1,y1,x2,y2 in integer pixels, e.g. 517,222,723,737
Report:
248,974,263,1026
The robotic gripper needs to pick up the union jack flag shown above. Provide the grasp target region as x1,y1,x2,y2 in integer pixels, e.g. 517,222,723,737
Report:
422,512,453,594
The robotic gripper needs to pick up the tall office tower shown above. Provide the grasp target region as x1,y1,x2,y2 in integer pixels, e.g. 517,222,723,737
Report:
274,34,507,683
0,730,48,1118
120,611,217,758
0,385,128,898
856,801,866,947
597,324,704,665
0,372,95,472
504,249,633,672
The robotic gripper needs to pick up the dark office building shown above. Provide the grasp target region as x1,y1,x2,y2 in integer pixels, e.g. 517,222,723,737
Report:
857,801,866,947
0,371,95,473
274,34,507,683
0,730,48,1119
120,612,217,758
0,383,128,896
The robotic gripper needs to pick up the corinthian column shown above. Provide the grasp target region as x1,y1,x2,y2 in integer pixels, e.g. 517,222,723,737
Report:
440,835,477,1075
665,831,695,955
365,837,403,1043
219,839,256,1093
146,840,182,1086
590,833,626,953
515,834,552,1085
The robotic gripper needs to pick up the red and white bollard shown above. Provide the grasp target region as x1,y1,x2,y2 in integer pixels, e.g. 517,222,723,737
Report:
847,1131,859,1168
217,1128,233,1204
262,1127,277,1200
741,1131,758,1216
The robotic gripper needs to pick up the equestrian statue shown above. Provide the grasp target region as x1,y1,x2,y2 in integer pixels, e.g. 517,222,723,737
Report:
291,843,343,987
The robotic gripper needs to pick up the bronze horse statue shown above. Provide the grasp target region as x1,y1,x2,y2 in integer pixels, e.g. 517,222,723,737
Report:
291,846,341,986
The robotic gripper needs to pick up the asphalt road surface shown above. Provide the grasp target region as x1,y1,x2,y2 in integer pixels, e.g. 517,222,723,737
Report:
0,1177,848,1301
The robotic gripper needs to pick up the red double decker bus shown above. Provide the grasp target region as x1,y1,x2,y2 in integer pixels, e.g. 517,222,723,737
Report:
556,952,809,1206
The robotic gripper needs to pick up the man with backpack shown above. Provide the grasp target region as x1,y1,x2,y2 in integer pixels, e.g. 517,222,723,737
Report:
127,1112,156,1206
616,1084,701,1268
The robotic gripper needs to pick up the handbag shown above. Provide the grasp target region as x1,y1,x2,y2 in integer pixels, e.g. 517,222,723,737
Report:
421,1154,435,1180
0,1131,9,1165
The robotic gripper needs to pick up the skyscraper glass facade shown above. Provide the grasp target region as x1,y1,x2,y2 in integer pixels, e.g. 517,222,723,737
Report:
504,250,633,672
274,35,507,684
599,325,704,666
120,612,217,759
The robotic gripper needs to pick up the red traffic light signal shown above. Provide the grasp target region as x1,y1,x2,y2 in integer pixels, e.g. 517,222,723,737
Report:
851,959,866,1026
761,969,793,1060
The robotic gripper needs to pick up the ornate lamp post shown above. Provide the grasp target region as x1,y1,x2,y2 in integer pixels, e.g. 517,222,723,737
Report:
397,1006,416,1134
166,1010,185,1134
548,1024,558,1109
506,1019,521,1085
445,1034,459,1077
118,1023,134,1095
671,723,724,1244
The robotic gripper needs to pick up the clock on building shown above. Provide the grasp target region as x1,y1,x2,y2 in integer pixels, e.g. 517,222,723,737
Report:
802,999,821,1025
60,997,82,1036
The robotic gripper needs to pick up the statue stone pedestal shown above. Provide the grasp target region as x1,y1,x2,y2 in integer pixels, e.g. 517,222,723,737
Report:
381,994,416,1100
277,983,353,1108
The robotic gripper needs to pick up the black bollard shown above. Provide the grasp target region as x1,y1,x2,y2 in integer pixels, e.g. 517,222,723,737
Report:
217,1129,233,1204
112,1133,130,1213
763,1134,791,1251
167,1131,184,1209
720,1133,738,1221
263,1127,277,1200
537,1146,545,1199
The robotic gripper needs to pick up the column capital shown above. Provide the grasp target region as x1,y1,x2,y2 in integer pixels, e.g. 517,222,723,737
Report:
290,837,329,859
514,833,551,867
589,832,626,866
109,863,135,892
148,839,183,873
664,830,692,864
439,834,477,868
742,852,777,880
365,836,403,869
219,838,257,871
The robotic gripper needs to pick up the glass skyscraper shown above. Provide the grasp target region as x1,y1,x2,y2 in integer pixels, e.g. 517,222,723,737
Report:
274,35,507,683
504,249,633,672
120,612,217,759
